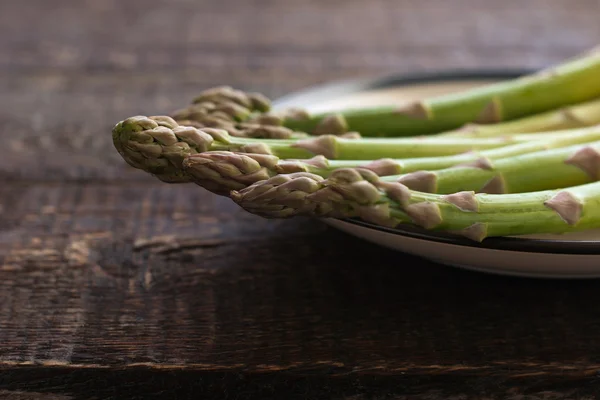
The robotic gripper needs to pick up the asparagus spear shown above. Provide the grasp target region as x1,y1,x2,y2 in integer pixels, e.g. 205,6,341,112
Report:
391,141,600,194
115,115,575,183
173,86,600,140
176,51,600,138
169,86,302,139
438,97,600,138
230,168,600,241
181,125,600,194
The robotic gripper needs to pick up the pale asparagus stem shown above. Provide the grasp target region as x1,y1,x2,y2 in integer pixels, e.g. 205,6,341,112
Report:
231,168,600,241
437,98,600,138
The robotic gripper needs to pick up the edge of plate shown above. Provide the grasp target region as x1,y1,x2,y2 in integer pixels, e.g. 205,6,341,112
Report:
273,68,600,255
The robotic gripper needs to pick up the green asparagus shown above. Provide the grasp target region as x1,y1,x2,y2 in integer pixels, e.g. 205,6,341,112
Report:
115,115,583,183
181,125,600,194
391,142,600,194
230,168,600,241
438,97,600,138
175,51,600,138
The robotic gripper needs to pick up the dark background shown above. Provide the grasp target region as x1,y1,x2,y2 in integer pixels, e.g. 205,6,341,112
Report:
2,1,600,399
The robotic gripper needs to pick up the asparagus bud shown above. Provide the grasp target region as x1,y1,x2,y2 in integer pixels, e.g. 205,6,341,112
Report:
112,115,230,182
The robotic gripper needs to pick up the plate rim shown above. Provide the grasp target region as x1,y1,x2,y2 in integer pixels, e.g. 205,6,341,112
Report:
273,68,600,255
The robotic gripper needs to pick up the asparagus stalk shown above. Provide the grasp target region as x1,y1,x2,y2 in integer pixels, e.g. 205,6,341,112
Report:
438,97,600,138
173,86,600,140
175,51,600,138
182,125,600,194
230,168,600,241
391,142,600,194
115,115,576,183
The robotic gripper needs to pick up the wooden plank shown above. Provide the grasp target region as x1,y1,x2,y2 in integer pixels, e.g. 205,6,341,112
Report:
2,0,600,398
0,366,598,400
1,0,599,73
3,182,600,373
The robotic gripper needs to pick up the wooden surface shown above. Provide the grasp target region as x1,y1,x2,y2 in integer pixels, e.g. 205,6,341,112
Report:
3,0,600,399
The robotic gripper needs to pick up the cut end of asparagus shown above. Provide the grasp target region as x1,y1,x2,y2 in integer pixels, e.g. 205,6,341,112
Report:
292,135,338,159
405,202,443,229
564,145,600,180
442,191,479,212
479,175,506,194
397,171,438,193
395,101,430,120
544,191,583,225
474,97,502,124
313,114,349,135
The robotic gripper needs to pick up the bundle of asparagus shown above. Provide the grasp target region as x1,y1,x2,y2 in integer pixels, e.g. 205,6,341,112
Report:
112,47,600,241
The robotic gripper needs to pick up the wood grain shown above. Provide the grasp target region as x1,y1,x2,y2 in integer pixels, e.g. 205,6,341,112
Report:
2,0,600,398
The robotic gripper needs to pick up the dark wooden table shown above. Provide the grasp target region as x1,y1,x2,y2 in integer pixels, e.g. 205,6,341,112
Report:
3,1,600,399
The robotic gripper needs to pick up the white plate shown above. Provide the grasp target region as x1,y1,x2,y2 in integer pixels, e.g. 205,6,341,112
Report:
273,70,600,279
